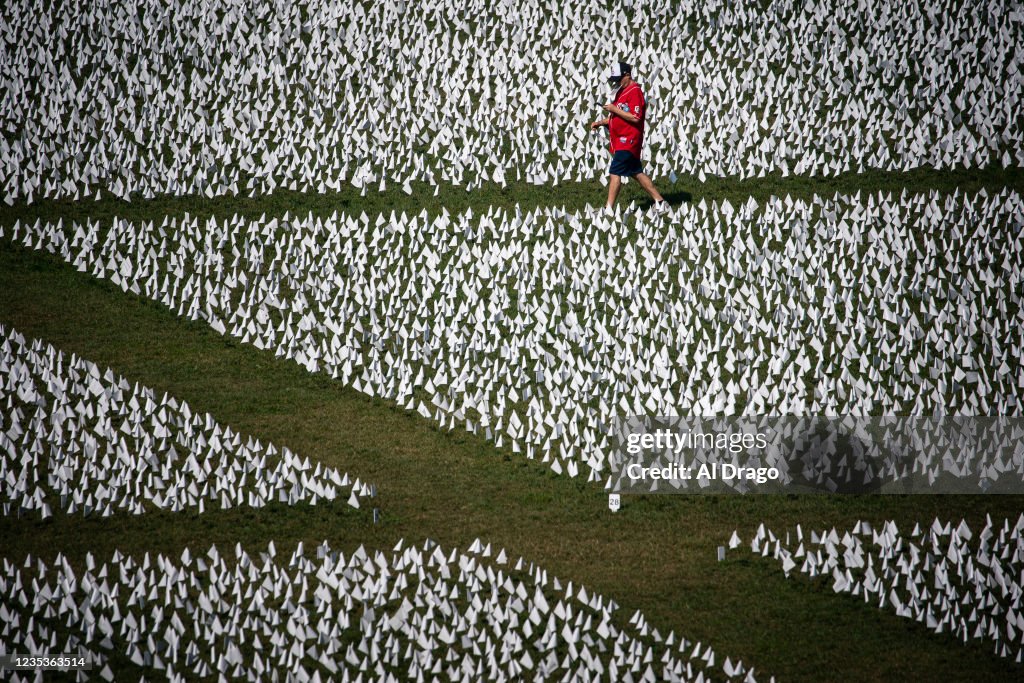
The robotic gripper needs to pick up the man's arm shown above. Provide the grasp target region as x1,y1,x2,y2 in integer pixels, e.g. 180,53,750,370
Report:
602,103,641,124
590,117,610,130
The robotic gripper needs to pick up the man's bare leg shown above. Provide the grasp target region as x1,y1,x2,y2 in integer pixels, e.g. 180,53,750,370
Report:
605,175,622,209
634,173,665,203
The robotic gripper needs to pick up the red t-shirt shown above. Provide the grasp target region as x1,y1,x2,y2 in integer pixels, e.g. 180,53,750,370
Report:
609,82,645,157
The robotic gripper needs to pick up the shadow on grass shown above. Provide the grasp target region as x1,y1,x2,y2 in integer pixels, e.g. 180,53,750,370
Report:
662,188,694,205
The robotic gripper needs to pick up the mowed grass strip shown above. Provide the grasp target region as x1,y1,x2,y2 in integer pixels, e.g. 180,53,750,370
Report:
1,237,1022,681
1,165,1022,229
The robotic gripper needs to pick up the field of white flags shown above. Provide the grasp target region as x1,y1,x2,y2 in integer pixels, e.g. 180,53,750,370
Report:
732,515,1024,662
2,0,1023,204
6,188,1024,482
3,0,1024,679
0,538,764,682
0,324,372,520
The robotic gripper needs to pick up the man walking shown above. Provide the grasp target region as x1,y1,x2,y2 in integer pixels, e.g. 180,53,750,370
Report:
590,61,668,213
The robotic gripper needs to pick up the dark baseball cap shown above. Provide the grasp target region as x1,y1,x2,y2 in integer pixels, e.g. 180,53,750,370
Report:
607,61,632,84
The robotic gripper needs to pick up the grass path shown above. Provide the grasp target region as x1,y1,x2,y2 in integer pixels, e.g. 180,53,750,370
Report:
2,233,1022,681
2,166,1022,229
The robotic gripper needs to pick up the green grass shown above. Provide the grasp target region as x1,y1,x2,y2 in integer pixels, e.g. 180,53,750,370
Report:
2,165,1021,229
1,216,1022,681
